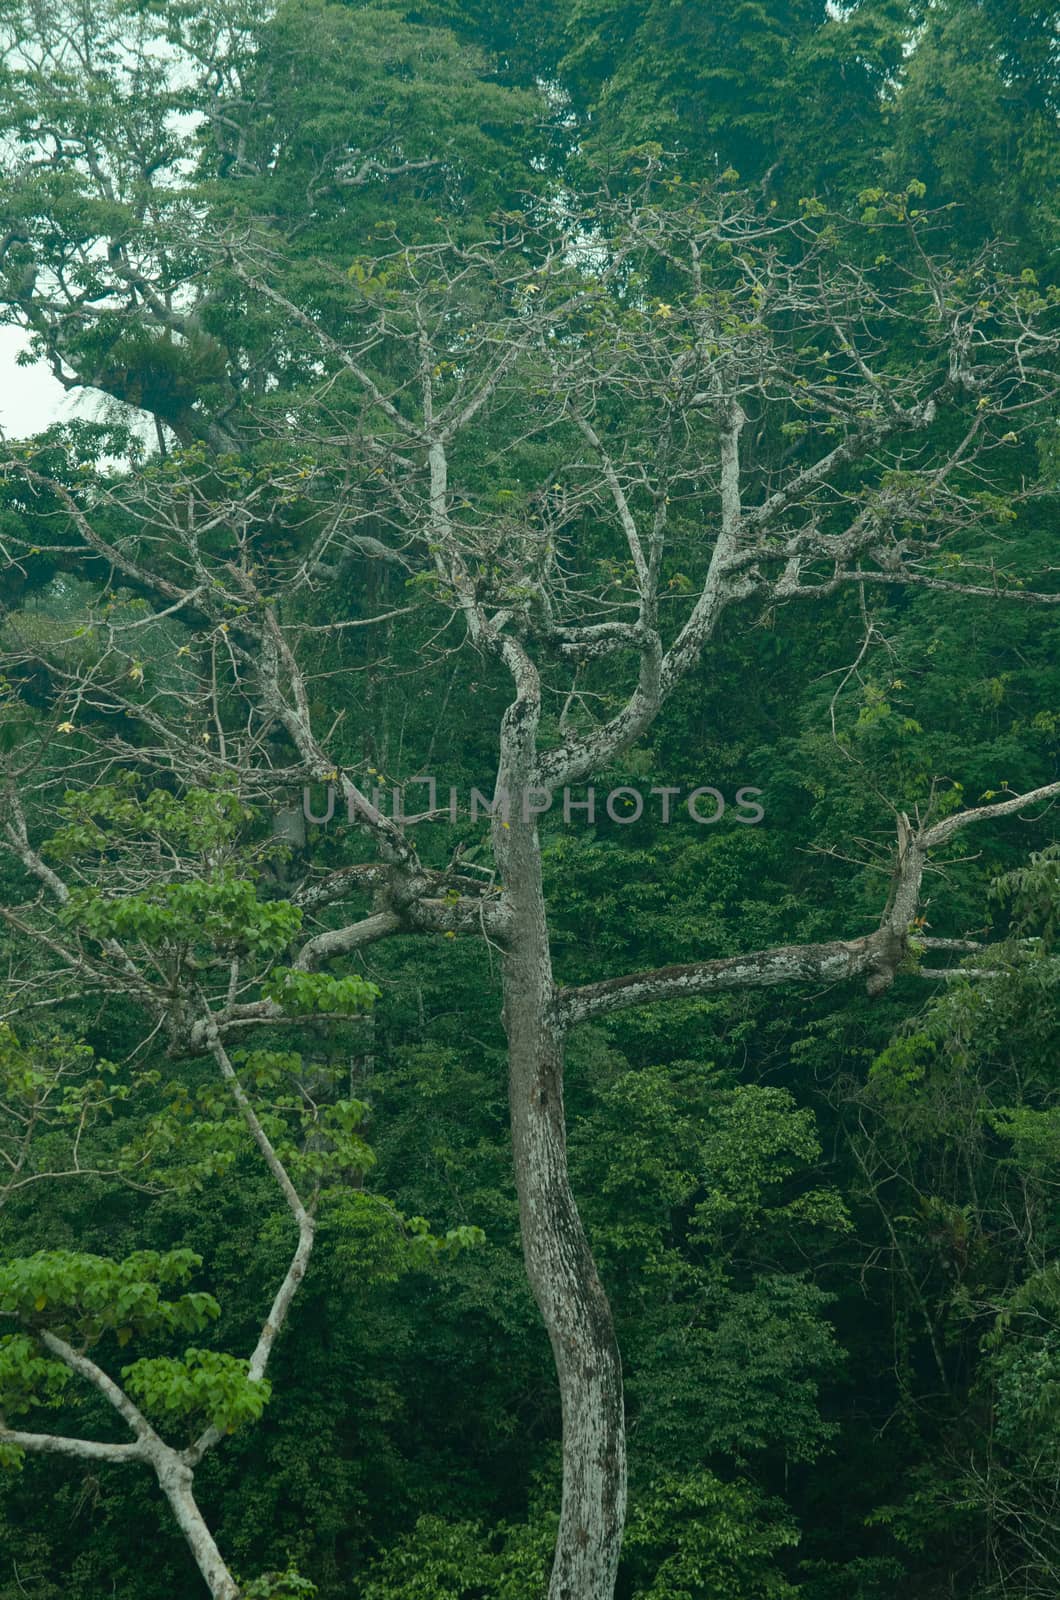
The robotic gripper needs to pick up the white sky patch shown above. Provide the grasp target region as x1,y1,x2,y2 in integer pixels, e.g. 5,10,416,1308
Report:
0,327,156,452
0,328,85,436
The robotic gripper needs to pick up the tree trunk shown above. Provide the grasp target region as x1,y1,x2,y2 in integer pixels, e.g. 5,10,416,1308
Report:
499,811,627,1600
154,1452,241,1600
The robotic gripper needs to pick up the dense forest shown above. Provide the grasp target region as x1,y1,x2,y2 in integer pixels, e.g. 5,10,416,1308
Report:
0,2,1058,1597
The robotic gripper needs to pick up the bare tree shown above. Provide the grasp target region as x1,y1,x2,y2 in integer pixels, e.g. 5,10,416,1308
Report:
1,180,1058,1598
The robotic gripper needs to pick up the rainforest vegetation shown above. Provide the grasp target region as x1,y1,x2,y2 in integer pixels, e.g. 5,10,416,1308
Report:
0,2,1058,1597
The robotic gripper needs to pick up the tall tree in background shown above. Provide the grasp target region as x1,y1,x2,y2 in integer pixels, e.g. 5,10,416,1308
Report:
0,0,544,452
559,0,907,200
885,0,1060,261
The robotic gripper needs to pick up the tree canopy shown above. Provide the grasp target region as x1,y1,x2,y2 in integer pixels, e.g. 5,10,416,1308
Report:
0,3,1058,1599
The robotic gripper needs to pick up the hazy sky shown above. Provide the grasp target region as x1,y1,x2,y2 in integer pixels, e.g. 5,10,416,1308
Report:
0,326,94,437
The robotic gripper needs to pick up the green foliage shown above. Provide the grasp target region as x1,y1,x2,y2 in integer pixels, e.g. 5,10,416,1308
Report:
692,1086,852,1244
0,1249,219,1345
991,843,1060,949
241,1570,319,1600
561,0,906,200
0,1,1058,1597
402,1216,487,1265
0,1333,69,1416
565,1063,848,1472
261,969,381,1016
993,1325,1060,1451
45,782,252,862
354,1514,553,1599
885,0,1060,261
134,1054,379,1191
122,1348,270,1434
623,1471,799,1599
690,1277,843,1465
0,1026,129,1206
61,875,302,958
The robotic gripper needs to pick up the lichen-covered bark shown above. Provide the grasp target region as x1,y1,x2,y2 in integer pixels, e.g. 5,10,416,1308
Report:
498,798,626,1600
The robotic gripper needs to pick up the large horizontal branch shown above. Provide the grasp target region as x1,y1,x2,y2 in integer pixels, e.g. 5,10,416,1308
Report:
816,568,1060,606
0,466,196,606
553,622,655,659
556,930,899,1027
291,861,498,913
921,780,1060,847
291,892,510,967
558,780,1060,1027
0,1428,146,1465
293,909,404,967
